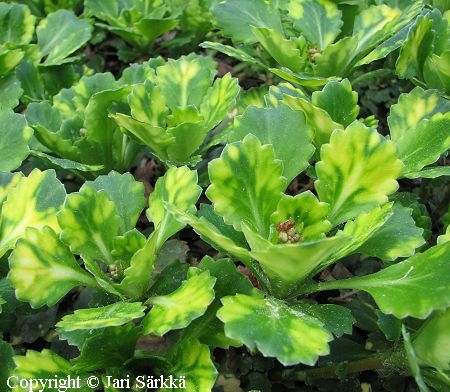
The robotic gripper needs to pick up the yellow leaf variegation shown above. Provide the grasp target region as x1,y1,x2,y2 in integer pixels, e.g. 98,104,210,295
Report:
207,134,286,238
0,169,66,258
142,269,216,336
8,227,97,308
57,185,120,264
112,54,240,166
217,292,333,366
167,339,218,392
118,166,201,298
315,122,403,226
388,87,450,176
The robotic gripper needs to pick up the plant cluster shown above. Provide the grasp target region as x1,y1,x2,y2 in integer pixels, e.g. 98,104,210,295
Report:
0,0,449,391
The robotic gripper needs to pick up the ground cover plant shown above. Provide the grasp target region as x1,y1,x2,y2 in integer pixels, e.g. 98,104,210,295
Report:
0,0,449,391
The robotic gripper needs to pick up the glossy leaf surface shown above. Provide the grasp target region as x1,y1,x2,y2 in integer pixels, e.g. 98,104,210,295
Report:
0,110,32,171
0,169,66,257
230,105,314,183
142,270,216,336
217,292,333,366
315,122,402,225
316,242,450,319
8,227,97,308
388,87,450,174
207,134,286,237
58,185,120,264
288,0,342,50
37,10,92,65
56,302,146,331
167,339,218,392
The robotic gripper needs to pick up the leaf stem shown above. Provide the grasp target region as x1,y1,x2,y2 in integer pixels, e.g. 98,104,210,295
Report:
276,350,408,382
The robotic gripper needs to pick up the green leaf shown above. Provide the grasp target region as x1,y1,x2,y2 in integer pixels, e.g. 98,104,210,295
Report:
315,242,450,319
37,9,92,66
403,326,431,392
54,72,117,118
311,79,359,127
396,14,434,81
314,36,358,77
12,349,91,391
165,121,207,165
352,5,402,60
118,58,162,85
0,3,35,45
388,87,450,174
376,311,402,341
126,80,168,126
8,226,97,308
71,325,139,372
404,166,450,179
0,110,33,171
268,67,335,88
82,85,134,171
192,256,254,348
199,73,240,130
0,48,23,78
280,93,343,149
413,309,450,370
229,105,315,183
212,0,283,44
0,171,22,208
165,204,251,263
0,169,66,258
147,166,201,248
288,0,342,50
328,203,394,264
16,59,45,101
356,203,425,261
292,303,355,338
251,27,307,73
25,102,79,161
86,171,146,234
0,74,23,110
207,134,286,237
217,292,333,366
30,151,104,173
438,225,450,245
270,191,331,241
13,349,70,378
112,114,173,162
156,53,216,109
167,338,218,392
58,185,120,264
0,339,15,387
424,51,450,94
355,2,423,67
200,41,264,68
315,122,403,225
142,269,215,336
117,234,158,299
111,229,146,269
56,301,146,331
243,227,351,297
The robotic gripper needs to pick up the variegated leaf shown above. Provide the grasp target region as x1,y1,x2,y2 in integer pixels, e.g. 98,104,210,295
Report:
207,134,286,237
0,169,66,258
388,87,450,175
57,185,120,264
315,122,403,225
8,227,97,308
217,292,333,366
142,269,216,336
